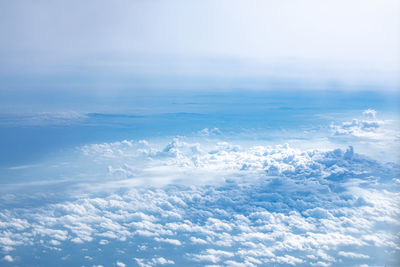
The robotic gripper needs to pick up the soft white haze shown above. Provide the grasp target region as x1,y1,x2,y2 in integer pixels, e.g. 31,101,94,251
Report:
0,0,399,87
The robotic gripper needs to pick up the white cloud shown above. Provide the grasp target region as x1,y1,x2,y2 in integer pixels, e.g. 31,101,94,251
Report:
3,255,13,262
154,237,182,246
206,249,234,258
151,257,174,265
338,251,370,259
190,236,208,244
274,255,303,265
363,109,377,119
49,239,61,246
190,254,221,263
330,109,385,139
223,260,255,267
310,262,331,267
0,138,398,266
199,128,222,137
99,239,108,245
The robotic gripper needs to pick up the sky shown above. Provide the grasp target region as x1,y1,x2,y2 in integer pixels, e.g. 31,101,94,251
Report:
0,0,399,93
0,1,400,267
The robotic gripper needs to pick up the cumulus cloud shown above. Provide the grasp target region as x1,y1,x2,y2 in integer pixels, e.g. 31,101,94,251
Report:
190,236,208,244
3,255,13,262
134,257,175,267
363,109,377,119
273,255,303,265
154,237,182,246
330,109,385,139
0,138,398,266
328,109,400,162
151,257,174,265
78,137,396,189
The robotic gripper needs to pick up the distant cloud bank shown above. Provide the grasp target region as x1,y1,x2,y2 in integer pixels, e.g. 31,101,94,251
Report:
1,137,398,266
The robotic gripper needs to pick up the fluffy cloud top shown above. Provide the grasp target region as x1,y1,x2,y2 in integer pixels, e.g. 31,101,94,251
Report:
330,109,387,139
0,138,399,266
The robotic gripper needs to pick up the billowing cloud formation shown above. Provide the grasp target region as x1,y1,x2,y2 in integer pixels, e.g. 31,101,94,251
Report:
328,109,400,162
0,139,399,266
79,138,396,186
362,109,377,119
330,109,387,139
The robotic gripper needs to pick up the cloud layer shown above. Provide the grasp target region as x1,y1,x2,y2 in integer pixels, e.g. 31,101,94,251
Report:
0,138,399,266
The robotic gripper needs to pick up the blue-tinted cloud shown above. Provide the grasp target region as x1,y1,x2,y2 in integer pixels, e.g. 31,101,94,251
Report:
0,138,398,266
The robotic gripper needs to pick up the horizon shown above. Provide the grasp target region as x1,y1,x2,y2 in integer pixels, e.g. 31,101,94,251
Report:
0,1,399,267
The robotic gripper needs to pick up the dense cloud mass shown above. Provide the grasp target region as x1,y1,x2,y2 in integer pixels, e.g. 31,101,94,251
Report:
330,109,385,139
0,137,399,266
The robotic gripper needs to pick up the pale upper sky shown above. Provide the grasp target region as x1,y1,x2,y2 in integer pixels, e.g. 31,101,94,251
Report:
0,0,399,89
